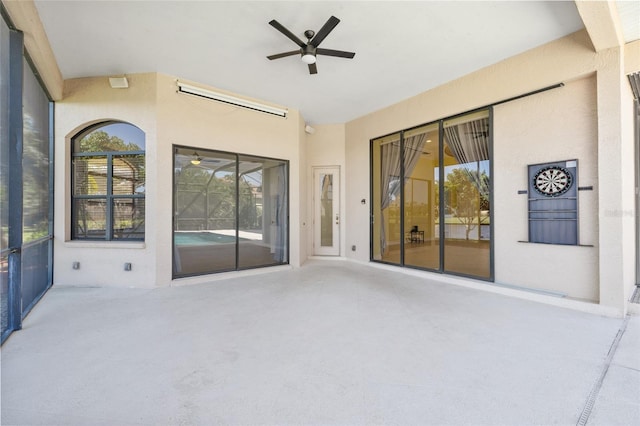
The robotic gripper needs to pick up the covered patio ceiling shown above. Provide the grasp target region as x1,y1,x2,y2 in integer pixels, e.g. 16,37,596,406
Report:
13,1,640,124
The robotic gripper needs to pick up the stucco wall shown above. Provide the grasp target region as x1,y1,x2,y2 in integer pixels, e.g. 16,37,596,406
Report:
154,74,304,287
305,124,346,256
54,73,304,288
344,30,638,308
494,76,598,301
54,73,159,288
42,27,640,310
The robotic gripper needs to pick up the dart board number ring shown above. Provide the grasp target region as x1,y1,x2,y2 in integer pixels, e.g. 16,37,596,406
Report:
533,166,573,197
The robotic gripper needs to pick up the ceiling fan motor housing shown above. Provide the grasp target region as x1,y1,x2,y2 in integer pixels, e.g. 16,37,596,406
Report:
302,44,317,56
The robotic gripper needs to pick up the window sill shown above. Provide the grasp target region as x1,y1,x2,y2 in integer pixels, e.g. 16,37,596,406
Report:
517,241,594,247
63,241,146,249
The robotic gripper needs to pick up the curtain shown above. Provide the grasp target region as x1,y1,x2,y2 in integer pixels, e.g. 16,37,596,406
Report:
273,163,287,262
443,117,489,163
443,117,490,199
403,133,427,186
379,133,427,254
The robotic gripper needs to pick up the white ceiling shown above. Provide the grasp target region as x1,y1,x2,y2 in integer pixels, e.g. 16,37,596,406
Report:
33,1,587,125
616,0,640,43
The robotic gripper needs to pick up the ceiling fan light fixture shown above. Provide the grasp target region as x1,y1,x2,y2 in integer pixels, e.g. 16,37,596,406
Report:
301,53,316,64
190,152,202,165
301,44,317,64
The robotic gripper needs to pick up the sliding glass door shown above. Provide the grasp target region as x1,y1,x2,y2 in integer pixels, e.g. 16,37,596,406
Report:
371,132,402,264
173,147,288,278
403,123,440,270
237,155,288,269
371,109,492,280
174,149,237,275
442,111,491,278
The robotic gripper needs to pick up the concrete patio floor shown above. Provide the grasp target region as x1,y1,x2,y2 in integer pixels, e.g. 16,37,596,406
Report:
1,260,639,425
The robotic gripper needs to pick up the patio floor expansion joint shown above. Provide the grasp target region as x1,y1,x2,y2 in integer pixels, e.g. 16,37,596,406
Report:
575,315,630,426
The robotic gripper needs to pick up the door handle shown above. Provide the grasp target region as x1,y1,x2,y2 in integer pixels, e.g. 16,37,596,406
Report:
335,214,339,225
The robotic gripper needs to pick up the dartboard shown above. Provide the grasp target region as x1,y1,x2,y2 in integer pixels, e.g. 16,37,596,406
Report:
533,166,573,197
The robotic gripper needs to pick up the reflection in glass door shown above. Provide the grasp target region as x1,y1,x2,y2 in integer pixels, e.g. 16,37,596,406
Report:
320,174,333,246
442,110,491,278
174,149,237,275
238,155,288,269
313,167,340,256
403,124,440,270
173,147,288,278
371,133,402,264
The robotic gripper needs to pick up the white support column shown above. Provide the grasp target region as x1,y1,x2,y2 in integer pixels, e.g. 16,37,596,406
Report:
597,45,636,315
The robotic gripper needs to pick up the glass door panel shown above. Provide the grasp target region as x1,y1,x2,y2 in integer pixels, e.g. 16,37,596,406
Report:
173,148,237,276
372,132,402,264
173,147,289,278
238,156,288,269
442,110,491,278
313,167,340,256
320,173,333,247
403,124,440,270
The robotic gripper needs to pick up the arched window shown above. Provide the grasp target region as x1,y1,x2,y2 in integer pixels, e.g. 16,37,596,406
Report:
71,121,145,240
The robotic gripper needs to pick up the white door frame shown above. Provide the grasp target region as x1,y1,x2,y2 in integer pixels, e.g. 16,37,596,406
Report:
313,166,340,256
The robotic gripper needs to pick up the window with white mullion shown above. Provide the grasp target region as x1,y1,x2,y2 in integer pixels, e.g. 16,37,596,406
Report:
71,122,145,241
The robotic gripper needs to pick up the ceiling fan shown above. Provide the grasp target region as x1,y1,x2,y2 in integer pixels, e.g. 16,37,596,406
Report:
267,16,355,75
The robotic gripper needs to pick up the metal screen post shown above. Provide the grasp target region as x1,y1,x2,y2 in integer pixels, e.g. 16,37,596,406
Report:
7,28,24,333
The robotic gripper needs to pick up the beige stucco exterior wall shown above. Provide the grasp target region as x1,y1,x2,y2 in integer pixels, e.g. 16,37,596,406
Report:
596,45,636,311
345,30,639,313
54,73,159,288
54,73,304,288
494,76,598,301
625,40,640,74
154,74,304,287
305,124,346,257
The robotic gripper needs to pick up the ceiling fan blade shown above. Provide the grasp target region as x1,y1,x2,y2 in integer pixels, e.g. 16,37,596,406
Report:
310,16,340,47
269,20,306,48
267,50,300,60
308,63,318,75
316,48,355,59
